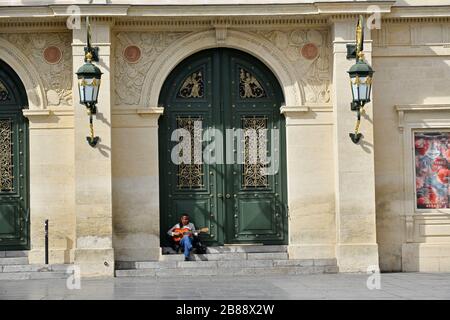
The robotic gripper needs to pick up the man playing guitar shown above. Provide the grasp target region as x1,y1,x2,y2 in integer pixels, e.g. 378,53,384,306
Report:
167,214,203,261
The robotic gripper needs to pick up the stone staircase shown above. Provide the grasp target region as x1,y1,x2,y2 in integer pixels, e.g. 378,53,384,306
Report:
115,245,338,277
0,251,71,280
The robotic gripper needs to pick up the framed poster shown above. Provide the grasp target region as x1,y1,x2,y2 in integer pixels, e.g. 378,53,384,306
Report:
414,132,450,209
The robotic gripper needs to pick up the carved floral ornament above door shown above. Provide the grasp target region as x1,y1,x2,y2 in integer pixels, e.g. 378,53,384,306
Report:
0,33,72,107
0,80,10,102
114,28,330,108
178,70,205,99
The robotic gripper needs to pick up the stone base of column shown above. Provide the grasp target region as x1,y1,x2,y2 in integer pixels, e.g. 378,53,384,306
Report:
74,248,115,278
336,243,379,272
288,244,336,260
29,248,74,264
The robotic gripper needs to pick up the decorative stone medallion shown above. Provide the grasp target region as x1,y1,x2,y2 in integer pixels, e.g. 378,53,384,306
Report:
43,46,62,64
301,43,319,60
123,45,142,63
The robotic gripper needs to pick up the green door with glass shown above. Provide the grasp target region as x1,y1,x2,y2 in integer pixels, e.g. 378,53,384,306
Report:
0,60,29,250
159,48,287,246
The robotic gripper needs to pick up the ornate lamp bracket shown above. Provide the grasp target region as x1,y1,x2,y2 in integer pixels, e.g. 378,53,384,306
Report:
347,15,374,144
346,15,364,61
84,16,99,63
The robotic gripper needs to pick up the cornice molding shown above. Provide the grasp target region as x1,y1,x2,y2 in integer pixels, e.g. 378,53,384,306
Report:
0,2,396,19
22,109,51,118
381,16,450,23
112,107,164,116
316,2,393,15
280,106,310,115
113,17,330,31
395,104,450,132
280,104,333,116
0,19,68,32
50,4,129,16
396,104,450,112
22,108,74,118
4,3,450,28
386,6,450,19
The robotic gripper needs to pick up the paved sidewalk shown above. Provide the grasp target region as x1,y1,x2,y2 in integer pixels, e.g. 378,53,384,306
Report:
0,273,449,300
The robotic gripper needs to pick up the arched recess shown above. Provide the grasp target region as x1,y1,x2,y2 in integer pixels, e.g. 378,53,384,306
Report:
158,48,288,246
0,38,47,109
140,29,304,110
0,59,30,250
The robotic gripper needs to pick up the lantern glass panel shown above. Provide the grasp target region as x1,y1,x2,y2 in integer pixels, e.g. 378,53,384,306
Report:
367,78,372,101
359,76,368,102
78,77,101,104
351,81,359,102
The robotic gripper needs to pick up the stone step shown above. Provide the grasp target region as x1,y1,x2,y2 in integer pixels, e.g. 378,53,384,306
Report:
115,265,339,277
0,251,29,258
206,245,287,253
116,259,337,270
0,271,69,280
161,245,288,255
0,264,71,273
0,264,73,280
0,257,29,265
159,252,288,262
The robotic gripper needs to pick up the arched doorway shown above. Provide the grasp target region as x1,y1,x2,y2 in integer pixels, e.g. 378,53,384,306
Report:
158,48,287,246
0,60,29,250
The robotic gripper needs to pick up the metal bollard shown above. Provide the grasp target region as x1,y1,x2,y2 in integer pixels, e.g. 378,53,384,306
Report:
44,219,49,265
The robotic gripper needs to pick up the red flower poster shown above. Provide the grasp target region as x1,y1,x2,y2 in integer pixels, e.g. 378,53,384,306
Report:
415,132,450,209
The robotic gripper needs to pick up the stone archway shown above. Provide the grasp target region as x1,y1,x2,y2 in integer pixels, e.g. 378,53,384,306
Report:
0,38,46,109
140,29,304,110
157,48,288,247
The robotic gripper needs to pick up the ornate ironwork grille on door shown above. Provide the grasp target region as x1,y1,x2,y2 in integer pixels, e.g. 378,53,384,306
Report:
0,118,13,192
176,116,204,189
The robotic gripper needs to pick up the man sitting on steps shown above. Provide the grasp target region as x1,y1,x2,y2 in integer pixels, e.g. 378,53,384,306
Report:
167,214,206,261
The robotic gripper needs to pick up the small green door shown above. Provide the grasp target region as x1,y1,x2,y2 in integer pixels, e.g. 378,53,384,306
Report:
159,49,287,246
0,60,29,250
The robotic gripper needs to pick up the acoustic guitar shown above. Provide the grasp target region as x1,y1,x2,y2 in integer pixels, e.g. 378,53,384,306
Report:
172,227,209,242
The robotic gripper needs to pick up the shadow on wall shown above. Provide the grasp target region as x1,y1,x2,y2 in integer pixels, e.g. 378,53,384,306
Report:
64,237,74,264
373,43,450,272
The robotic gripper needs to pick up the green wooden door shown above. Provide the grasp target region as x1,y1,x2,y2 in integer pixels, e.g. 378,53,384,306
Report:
159,49,287,246
0,60,29,250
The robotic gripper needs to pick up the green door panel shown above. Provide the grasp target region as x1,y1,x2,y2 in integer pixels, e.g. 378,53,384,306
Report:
0,60,30,250
159,49,287,246
0,203,17,235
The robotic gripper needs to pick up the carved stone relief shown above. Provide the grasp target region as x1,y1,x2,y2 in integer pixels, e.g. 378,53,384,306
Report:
255,29,331,104
115,29,330,106
0,32,72,106
114,32,189,106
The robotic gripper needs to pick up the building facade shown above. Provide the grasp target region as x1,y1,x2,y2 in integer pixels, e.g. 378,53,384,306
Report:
1,0,450,277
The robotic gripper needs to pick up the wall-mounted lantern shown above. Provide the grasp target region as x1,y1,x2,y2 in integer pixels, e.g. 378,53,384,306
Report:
76,17,102,147
346,15,375,144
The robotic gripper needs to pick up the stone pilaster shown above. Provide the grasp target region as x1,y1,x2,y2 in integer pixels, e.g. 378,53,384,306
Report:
332,19,379,272
112,108,163,262
24,109,75,265
72,20,114,277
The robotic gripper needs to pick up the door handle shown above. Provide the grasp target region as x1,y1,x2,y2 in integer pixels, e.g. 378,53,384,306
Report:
226,194,231,199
